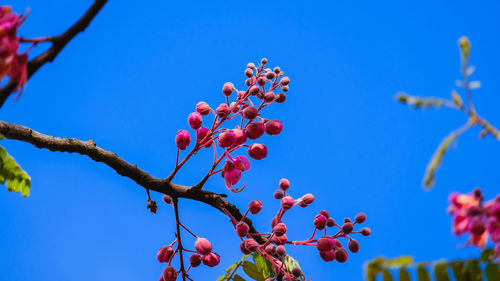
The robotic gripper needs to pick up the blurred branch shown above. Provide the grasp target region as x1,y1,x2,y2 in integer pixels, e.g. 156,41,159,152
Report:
0,0,108,108
0,120,266,244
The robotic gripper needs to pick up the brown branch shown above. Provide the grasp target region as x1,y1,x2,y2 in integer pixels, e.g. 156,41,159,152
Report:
0,0,108,108
0,120,265,244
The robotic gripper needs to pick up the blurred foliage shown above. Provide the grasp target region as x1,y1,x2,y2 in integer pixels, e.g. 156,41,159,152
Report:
0,135,30,197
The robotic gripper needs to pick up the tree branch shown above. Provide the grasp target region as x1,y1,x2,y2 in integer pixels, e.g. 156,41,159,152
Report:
0,0,108,108
0,120,265,244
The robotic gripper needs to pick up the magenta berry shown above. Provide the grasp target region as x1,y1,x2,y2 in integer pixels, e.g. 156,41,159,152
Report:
281,196,294,210
242,105,259,119
157,246,175,263
233,128,247,145
274,190,285,199
248,143,268,160
271,234,288,245
279,178,290,191
196,101,211,115
273,223,287,236
196,127,212,148
222,82,234,96
348,239,360,253
355,213,366,224
162,195,173,204
342,222,354,234
249,85,260,95
265,244,276,255
470,220,486,235
194,238,212,255
245,68,253,78
319,250,335,262
257,76,266,86
281,76,290,85
275,93,286,103
218,130,236,148
281,85,289,92
314,214,327,230
360,227,371,236
202,252,220,267
175,130,191,150
240,241,252,255
245,238,259,252
301,193,315,205
276,245,286,256
248,200,263,214
327,217,336,227
188,112,203,130
264,91,275,102
316,236,334,251
162,265,177,281
265,120,283,135
292,267,302,278
344,217,352,223
189,254,202,267
320,210,330,219
335,248,348,263
216,103,230,118
245,122,265,139
236,222,249,237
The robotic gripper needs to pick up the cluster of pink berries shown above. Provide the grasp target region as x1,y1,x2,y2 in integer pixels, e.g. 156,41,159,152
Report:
448,188,500,260
171,58,289,192
157,195,220,281
223,179,370,280
0,6,28,94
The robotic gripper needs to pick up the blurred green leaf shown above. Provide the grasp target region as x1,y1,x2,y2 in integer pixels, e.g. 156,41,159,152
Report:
481,249,496,262
451,261,467,281
385,256,414,267
485,263,500,281
467,260,482,281
233,275,246,281
0,145,31,197
417,264,431,281
382,269,393,281
399,268,411,281
423,132,457,189
434,261,450,281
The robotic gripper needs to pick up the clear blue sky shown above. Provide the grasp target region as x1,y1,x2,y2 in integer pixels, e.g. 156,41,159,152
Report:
1,1,499,280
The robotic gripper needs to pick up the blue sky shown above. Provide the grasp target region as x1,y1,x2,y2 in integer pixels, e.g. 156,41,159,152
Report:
1,0,500,280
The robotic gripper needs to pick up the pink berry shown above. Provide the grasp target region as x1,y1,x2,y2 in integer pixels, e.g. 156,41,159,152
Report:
216,103,230,118
245,68,253,78
265,244,276,255
355,213,366,224
327,217,336,227
157,246,175,263
281,85,289,92
271,234,288,245
316,236,334,251
320,210,330,218
248,143,268,160
188,112,203,130
361,227,371,236
196,127,212,148
245,122,265,139
292,267,302,278
276,245,286,256
264,91,275,102
248,200,263,214
162,195,173,204
279,178,290,191
202,252,220,267
319,250,335,262
245,239,259,252
194,238,212,255
301,193,314,205
335,248,348,263
218,130,236,148
281,196,294,210
342,223,354,234
348,239,360,253
240,241,252,255
236,222,249,237
273,223,287,236
249,85,260,95
222,82,234,96
314,214,327,230
189,254,202,267
233,128,247,145
175,130,191,150
257,76,266,86
242,105,259,119
265,120,283,135
274,190,285,199
162,265,177,281
281,76,290,85
196,101,211,115
275,93,286,103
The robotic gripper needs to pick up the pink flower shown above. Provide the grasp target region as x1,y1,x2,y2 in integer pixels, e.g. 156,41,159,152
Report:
221,151,250,192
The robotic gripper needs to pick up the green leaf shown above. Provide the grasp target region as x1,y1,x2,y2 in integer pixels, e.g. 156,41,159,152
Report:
386,256,414,267
283,254,301,274
423,132,457,189
485,263,500,281
382,269,393,281
233,274,246,281
481,249,496,262
467,260,482,281
242,261,265,281
434,261,450,281
0,145,31,197
217,275,227,281
451,261,467,281
252,252,273,278
417,264,431,281
399,268,411,281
